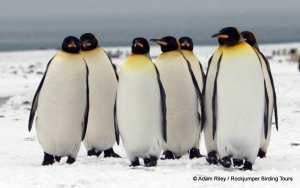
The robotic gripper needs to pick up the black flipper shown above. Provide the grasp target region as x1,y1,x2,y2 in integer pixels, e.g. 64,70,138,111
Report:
258,51,278,131
254,50,271,138
201,55,213,129
201,56,213,99
205,55,213,75
103,50,119,81
212,55,223,139
81,59,90,141
263,82,269,139
198,61,206,86
113,96,120,145
28,57,54,132
153,64,167,142
180,52,204,128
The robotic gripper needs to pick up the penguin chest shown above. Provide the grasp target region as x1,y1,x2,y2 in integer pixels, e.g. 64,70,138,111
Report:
81,49,117,148
36,53,87,155
216,44,265,156
204,47,224,130
155,52,200,153
117,59,162,153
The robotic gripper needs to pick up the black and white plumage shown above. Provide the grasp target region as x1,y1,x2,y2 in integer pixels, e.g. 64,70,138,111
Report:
29,36,89,165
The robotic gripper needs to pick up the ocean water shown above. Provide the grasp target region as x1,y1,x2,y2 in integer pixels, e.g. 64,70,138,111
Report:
1,14,300,52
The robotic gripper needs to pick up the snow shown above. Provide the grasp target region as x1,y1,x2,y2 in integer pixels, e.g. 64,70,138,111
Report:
0,43,299,187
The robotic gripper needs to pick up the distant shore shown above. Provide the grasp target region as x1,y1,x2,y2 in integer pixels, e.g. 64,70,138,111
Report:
0,41,299,53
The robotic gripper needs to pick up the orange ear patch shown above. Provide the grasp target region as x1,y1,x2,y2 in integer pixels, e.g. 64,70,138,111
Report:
137,42,144,48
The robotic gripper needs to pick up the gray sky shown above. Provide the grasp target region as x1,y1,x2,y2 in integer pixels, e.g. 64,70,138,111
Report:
0,0,299,50
1,0,299,19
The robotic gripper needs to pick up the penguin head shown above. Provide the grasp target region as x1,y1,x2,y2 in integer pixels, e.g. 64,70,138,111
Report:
131,37,150,54
241,31,258,47
218,38,225,46
212,27,241,46
62,36,81,53
179,37,194,51
150,36,179,53
80,33,99,51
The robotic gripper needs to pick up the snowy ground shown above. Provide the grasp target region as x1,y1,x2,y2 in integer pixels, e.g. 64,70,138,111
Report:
0,43,299,187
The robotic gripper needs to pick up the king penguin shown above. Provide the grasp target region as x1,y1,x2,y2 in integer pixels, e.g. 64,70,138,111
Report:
179,37,205,91
28,36,89,165
179,37,205,158
79,33,120,158
241,31,278,158
116,38,167,167
210,27,266,170
202,38,224,165
151,36,202,159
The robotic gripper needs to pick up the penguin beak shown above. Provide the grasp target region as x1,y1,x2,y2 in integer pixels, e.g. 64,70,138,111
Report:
212,33,229,39
150,39,168,46
212,33,219,38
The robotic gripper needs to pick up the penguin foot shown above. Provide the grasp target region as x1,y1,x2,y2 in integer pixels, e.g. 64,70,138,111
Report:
233,158,243,167
55,156,61,162
257,149,266,158
189,148,203,159
161,150,175,160
175,155,182,159
87,149,101,157
206,151,219,165
240,160,252,171
42,152,54,166
220,156,231,168
66,156,76,164
144,156,158,167
104,148,121,158
130,158,140,167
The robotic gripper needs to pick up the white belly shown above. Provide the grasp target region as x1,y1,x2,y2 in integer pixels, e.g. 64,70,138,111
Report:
81,48,118,151
216,43,264,163
155,51,200,156
36,52,87,157
117,55,163,158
